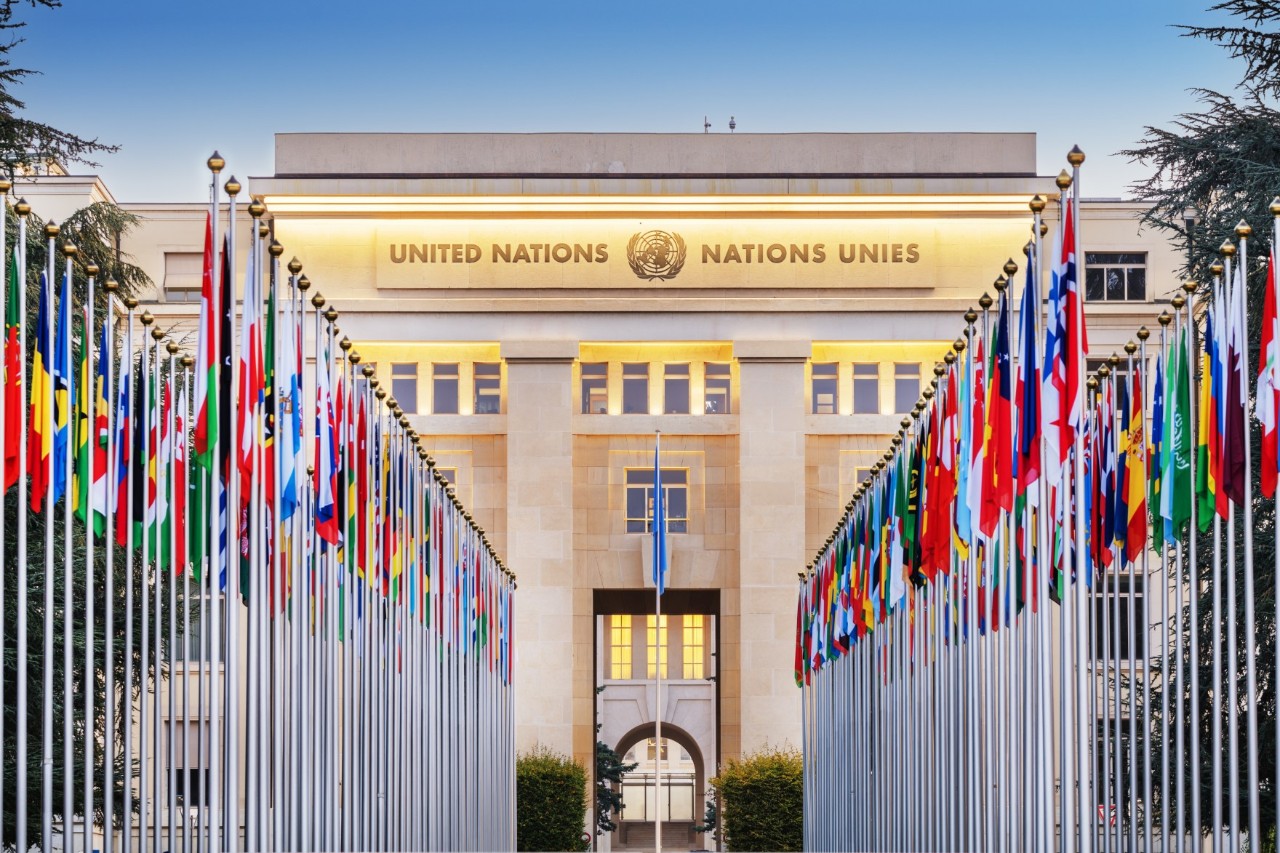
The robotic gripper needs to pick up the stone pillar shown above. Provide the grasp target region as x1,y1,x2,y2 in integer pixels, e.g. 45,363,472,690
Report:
503,340,578,755
733,340,810,754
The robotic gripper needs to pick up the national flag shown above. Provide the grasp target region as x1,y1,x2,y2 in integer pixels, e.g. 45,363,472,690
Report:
156,367,172,570
1124,362,1147,563
981,290,1013,535
965,333,986,538
1259,254,1280,498
1043,215,1066,480
1223,266,1247,505
193,212,217,468
1061,199,1088,444
315,338,339,545
1196,308,1217,531
73,305,90,518
1150,349,1165,552
653,440,668,595
113,338,132,547
1017,262,1041,492
28,272,51,510
173,383,187,573
3,253,21,489
1171,325,1193,533
52,269,72,505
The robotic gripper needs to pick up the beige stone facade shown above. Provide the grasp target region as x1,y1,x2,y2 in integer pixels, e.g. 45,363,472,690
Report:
15,133,1180,835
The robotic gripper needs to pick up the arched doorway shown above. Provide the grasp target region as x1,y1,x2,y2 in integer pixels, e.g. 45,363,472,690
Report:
612,722,706,852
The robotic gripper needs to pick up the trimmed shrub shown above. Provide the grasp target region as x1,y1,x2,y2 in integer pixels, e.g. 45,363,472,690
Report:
517,746,589,852
711,746,803,852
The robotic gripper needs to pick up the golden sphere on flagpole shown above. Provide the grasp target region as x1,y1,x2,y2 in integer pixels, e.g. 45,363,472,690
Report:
933,363,945,377
978,292,993,310
297,274,310,292
369,376,379,389
1209,263,1224,278
339,336,352,351
288,257,302,275
268,240,284,258
248,198,265,219
375,388,386,400
324,307,338,323
166,341,179,355
14,198,30,217
1055,169,1072,190
964,308,978,324
1087,376,1099,390
944,350,956,365
922,387,934,400
311,293,325,308
151,326,165,342
1003,258,1018,277
181,355,194,369
349,352,361,365
361,365,374,378
1124,341,1137,356
256,223,269,240
1172,293,1186,310
993,275,1007,293
1271,197,1280,217
1219,240,1236,257
0,178,12,195
44,221,59,238
954,337,966,352
1236,219,1252,239
1067,146,1085,166
125,297,138,310
1182,281,1198,294
105,277,118,293
85,262,99,277
141,311,154,326
1098,363,1110,378
387,397,398,411
1024,240,1034,257
1159,312,1172,327
1108,352,1121,367
208,151,225,173
224,176,241,197
1137,326,1150,342
61,241,77,258
1029,195,1046,214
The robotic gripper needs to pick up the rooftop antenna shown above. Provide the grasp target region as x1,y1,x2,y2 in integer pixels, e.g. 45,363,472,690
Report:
703,115,711,134
729,116,736,133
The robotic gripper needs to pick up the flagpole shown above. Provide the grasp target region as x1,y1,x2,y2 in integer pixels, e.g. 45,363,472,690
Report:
41,220,58,853
270,240,286,853
151,325,165,853
0,178,8,853
204,151,223,853
103,277,119,853
60,239,76,853
84,260,98,853
1223,240,1241,853
222,174,241,853
1208,260,1225,853
180,354,193,853
653,429,663,853
13,198,29,853
1272,199,1280,853
121,297,137,853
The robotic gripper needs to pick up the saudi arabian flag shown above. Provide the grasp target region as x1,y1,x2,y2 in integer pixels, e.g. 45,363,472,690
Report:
1171,326,1193,534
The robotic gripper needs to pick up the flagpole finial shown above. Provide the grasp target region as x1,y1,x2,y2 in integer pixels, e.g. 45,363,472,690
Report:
1003,258,1018,277
1210,262,1224,278
296,274,310,292
104,277,118,293
964,307,977,324
1136,326,1150,342
954,337,966,352
140,311,154,326
387,397,399,412
1108,352,1121,367
1124,341,1137,356
324,307,338,323
339,337,352,352
1067,146,1085,166
306,465,314,476
1219,240,1236,257
224,176,241,198
288,257,302,275
84,262,99,278
944,351,956,365
257,221,269,238
361,365,373,378
1172,293,1186,310
181,355,194,369
44,221,59,238
61,241,77,259
1029,195,1047,213
268,239,284,258
124,297,137,310
1087,376,1099,391
1039,222,1049,237
1158,311,1172,327
1182,281,1198,294
1235,219,1252,238
1023,240,1034,257
1055,170,1072,190
922,387,935,400
0,178,11,195
890,435,902,447
993,275,1007,292
207,152,225,174
166,341,179,356
349,352,361,365
14,197,29,217
151,327,164,342
311,293,325,309
978,293,993,310
933,364,945,379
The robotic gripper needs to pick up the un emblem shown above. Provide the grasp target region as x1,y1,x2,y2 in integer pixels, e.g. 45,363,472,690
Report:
626,229,687,281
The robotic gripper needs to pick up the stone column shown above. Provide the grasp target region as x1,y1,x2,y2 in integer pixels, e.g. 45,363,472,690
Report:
733,340,810,754
503,341,578,755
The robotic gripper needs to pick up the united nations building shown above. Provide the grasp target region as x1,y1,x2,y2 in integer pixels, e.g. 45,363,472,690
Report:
21,131,1177,850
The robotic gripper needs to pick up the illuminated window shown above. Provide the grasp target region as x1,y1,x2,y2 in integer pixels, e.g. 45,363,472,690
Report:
646,615,668,679
392,363,418,414
704,362,731,414
625,468,688,534
581,363,608,414
894,363,920,414
1085,253,1147,301
681,615,705,679
473,362,501,414
664,363,690,414
432,363,458,414
623,363,649,414
609,615,633,680
853,363,879,414
812,362,837,414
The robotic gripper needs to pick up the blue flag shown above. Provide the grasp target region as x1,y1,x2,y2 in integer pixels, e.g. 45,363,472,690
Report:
652,440,668,595
52,270,73,504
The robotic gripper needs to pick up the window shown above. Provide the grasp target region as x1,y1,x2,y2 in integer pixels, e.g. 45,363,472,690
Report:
705,362,731,414
581,362,608,414
392,363,418,414
664,364,690,414
646,615,669,679
681,615,705,679
432,363,458,414
853,363,879,414
609,615,633,679
473,362,501,414
812,362,838,414
623,363,649,414
1092,576,1146,661
854,466,873,484
894,363,920,413
436,467,457,485
625,468,689,534
163,251,203,295
1085,253,1147,302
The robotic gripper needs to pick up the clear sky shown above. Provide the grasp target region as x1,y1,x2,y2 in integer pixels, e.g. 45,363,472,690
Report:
12,0,1247,202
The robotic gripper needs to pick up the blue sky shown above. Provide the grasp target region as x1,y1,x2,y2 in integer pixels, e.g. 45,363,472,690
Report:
14,0,1246,201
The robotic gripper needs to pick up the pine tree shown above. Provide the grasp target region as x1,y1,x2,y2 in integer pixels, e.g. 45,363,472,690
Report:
1122,1,1280,841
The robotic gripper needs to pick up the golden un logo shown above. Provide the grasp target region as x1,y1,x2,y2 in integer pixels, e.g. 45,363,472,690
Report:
626,229,687,281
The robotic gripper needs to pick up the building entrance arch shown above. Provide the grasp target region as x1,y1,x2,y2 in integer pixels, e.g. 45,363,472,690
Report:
611,722,706,851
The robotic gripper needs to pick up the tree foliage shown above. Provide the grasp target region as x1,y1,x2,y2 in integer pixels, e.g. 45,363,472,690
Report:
593,738,636,836
710,746,802,853
1121,1,1280,841
516,746,589,852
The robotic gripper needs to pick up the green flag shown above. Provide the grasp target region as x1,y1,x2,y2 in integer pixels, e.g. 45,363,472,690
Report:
1171,326,1193,534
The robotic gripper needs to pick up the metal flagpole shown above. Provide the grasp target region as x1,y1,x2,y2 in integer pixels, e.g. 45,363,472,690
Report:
1209,262,1225,853
1146,318,1167,853
1273,200,1280,853
205,151,223,853
166,342,178,853
152,326,165,853
138,308,153,853
223,174,241,853
654,429,663,853
181,355,193,853
14,199,29,853
121,296,136,853
104,277,119,853
84,261,98,853
1179,277,1202,853
271,242,286,853
0,177,8,853
42,220,58,853
1223,241,1241,853
61,240,76,853
1234,219,1262,853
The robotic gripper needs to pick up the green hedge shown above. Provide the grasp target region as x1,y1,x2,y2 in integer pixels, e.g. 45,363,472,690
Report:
711,746,803,852
517,746,589,852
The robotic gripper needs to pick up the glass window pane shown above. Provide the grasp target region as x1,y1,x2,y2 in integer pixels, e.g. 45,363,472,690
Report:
665,364,690,414
852,363,879,414
705,362,731,414
1105,268,1125,301
894,364,920,414
812,363,838,415
1086,252,1123,265
1126,268,1146,301
391,363,418,414
581,362,608,415
1085,268,1105,301
473,361,501,414
623,363,649,414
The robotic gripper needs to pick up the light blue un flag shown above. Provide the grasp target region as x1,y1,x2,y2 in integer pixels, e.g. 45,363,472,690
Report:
652,440,668,595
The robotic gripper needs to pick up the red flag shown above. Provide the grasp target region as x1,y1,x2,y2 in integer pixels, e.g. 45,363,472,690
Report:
981,291,1013,536
1259,255,1280,498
